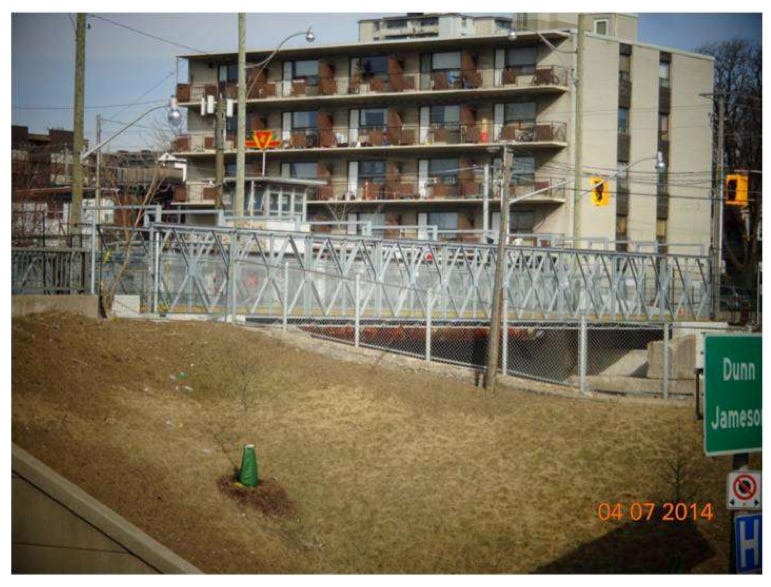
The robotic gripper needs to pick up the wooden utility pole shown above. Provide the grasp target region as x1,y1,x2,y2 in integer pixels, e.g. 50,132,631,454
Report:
711,94,726,319
483,146,513,392
95,114,102,212
215,91,226,209
572,13,585,246
235,13,247,221
71,13,86,234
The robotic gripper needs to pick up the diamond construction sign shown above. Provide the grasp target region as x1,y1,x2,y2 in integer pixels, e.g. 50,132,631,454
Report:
704,334,762,456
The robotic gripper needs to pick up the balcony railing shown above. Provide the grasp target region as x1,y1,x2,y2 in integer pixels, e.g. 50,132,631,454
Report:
303,176,566,204
173,120,567,154
176,64,569,104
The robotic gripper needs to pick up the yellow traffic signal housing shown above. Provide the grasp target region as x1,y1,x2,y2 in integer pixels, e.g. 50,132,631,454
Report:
590,177,610,207
725,173,749,207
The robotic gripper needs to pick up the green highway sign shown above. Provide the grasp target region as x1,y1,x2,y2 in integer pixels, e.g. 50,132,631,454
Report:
704,334,762,456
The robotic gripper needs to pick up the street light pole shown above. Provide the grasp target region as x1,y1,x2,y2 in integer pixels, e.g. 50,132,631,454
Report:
235,13,247,221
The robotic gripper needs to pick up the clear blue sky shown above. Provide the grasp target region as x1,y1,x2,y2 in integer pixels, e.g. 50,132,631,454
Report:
10,11,762,151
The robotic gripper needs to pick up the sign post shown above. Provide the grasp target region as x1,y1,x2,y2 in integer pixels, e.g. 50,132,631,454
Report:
245,130,280,176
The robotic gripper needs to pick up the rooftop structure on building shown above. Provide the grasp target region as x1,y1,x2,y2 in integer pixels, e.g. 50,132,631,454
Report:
171,12,713,254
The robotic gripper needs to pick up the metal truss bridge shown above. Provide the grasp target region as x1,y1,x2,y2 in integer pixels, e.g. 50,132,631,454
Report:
93,223,712,323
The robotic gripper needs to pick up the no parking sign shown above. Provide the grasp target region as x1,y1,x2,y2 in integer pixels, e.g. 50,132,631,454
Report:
727,470,761,510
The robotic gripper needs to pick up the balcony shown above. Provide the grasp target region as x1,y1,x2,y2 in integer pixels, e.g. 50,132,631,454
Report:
173,183,218,205
499,65,569,88
172,119,567,158
498,121,567,143
177,64,569,106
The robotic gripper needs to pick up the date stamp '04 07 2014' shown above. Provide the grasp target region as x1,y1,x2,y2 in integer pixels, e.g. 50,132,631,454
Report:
595,502,716,522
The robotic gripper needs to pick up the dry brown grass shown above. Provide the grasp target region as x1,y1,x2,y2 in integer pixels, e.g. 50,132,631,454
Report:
11,312,756,573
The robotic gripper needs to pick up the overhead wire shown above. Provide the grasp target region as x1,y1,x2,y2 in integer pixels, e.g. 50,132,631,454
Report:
87,14,210,55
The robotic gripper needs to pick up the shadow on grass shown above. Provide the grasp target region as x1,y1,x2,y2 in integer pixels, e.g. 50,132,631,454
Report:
535,514,716,574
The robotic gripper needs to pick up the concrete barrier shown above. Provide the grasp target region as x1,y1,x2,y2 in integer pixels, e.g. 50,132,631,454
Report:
647,335,697,380
12,295,100,319
12,444,201,574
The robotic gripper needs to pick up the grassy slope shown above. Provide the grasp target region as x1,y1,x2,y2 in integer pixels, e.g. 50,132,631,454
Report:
12,313,754,573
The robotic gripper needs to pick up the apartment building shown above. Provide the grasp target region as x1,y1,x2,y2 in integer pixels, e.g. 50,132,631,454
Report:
172,13,713,252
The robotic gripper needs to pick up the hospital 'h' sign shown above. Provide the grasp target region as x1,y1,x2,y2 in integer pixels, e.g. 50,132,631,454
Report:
704,334,762,456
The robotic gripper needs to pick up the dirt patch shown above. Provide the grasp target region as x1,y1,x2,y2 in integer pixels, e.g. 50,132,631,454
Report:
216,475,295,519
12,312,754,573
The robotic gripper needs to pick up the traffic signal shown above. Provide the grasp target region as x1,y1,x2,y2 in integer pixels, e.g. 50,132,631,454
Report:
725,173,749,207
590,177,610,207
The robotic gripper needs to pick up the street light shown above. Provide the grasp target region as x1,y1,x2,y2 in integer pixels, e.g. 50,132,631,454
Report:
235,25,316,220
482,148,666,392
80,96,182,160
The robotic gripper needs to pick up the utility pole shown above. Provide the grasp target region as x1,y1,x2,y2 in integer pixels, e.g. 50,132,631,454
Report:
571,13,585,247
483,146,513,392
235,13,247,221
215,90,226,209
71,13,87,235
711,94,725,319
95,114,102,213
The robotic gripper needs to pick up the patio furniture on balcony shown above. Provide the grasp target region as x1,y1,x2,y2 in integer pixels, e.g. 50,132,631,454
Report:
462,69,483,89
460,181,481,197
429,182,458,199
531,67,562,86
363,181,383,201
291,80,307,96
369,77,387,93
432,71,449,90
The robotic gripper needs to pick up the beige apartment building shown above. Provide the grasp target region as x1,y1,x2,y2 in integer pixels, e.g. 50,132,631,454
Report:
172,13,714,253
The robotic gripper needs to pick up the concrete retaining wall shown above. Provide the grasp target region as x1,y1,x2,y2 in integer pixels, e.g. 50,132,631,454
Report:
12,295,100,319
12,445,200,574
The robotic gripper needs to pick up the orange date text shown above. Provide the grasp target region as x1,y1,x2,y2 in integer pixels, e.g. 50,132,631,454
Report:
595,502,714,522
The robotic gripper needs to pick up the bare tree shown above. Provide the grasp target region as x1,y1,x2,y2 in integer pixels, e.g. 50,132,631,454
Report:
697,40,762,291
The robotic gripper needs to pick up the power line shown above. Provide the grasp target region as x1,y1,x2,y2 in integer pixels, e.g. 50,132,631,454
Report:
13,99,167,111
87,14,209,55
110,71,176,120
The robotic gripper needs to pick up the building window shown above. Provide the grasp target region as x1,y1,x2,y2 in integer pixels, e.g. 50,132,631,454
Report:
290,162,317,179
510,210,534,233
265,186,303,218
659,113,670,141
291,60,319,85
593,19,609,35
511,156,536,185
616,214,628,249
218,63,238,83
619,53,631,82
656,218,667,240
618,107,629,134
429,158,460,185
506,46,537,75
386,19,407,29
659,61,670,88
291,111,317,131
504,101,537,124
359,160,386,184
427,212,458,231
360,108,387,129
617,161,629,191
420,17,438,26
354,55,389,82
430,105,460,127
432,51,461,73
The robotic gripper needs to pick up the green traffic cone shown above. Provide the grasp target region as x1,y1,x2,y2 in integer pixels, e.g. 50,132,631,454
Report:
238,444,259,487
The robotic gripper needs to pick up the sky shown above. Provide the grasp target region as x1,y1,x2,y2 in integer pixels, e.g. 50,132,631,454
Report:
9,3,764,151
